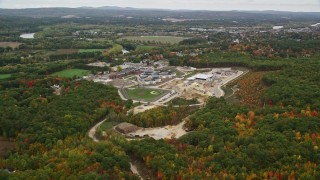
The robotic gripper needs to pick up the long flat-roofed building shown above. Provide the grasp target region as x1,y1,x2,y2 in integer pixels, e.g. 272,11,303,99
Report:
187,73,213,81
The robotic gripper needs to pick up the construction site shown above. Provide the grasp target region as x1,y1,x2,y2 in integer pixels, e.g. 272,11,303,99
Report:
94,66,246,142
85,65,245,109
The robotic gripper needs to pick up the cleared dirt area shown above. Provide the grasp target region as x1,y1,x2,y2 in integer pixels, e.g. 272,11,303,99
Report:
107,79,136,88
0,137,15,157
133,105,157,114
159,68,244,104
0,42,22,48
160,78,211,104
127,120,188,140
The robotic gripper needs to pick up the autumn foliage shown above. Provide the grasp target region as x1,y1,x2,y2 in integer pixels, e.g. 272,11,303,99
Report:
232,71,268,107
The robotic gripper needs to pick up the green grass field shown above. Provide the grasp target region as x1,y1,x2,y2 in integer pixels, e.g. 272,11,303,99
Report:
51,69,90,78
124,88,169,102
79,49,105,53
119,36,186,44
0,74,11,80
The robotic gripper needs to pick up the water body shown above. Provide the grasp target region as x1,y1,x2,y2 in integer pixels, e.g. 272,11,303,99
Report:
20,33,35,39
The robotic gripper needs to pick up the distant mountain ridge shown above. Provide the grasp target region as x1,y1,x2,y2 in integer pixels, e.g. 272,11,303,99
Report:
0,6,319,19
79,6,138,10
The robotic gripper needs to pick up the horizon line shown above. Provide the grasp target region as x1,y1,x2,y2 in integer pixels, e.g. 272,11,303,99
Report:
0,6,319,13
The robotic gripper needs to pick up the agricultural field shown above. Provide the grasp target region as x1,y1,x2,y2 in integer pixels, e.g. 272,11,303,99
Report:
119,36,187,44
46,49,79,56
79,49,105,53
0,42,22,48
51,69,90,78
0,74,11,80
123,87,169,102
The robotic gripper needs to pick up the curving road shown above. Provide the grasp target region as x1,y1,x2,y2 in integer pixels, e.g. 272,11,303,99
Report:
213,70,248,98
88,119,107,142
87,119,143,179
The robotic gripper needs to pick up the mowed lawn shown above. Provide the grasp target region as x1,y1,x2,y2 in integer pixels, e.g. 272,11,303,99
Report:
0,74,11,80
52,69,90,78
125,88,168,102
119,36,187,44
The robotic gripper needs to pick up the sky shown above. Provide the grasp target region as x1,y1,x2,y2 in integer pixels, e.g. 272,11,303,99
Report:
1,0,320,12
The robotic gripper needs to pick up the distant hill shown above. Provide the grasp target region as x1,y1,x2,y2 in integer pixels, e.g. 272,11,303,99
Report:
0,7,319,20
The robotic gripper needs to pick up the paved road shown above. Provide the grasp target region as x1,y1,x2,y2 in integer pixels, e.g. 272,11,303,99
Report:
213,70,246,98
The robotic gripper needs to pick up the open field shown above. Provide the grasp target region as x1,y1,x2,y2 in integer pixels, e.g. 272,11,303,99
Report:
79,49,105,53
46,49,79,56
123,87,169,102
119,36,187,44
51,69,90,78
0,74,12,80
0,42,22,48
107,79,136,88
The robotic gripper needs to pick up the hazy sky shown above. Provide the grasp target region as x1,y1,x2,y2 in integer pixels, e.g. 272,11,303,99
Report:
1,0,320,12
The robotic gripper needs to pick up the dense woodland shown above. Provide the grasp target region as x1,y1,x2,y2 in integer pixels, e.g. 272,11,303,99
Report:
127,99,320,179
0,80,138,178
0,10,320,179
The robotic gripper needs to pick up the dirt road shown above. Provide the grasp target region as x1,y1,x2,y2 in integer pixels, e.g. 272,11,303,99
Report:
88,119,107,142
127,119,188,140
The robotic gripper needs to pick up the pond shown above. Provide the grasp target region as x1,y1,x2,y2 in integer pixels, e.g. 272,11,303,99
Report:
20,33,35,39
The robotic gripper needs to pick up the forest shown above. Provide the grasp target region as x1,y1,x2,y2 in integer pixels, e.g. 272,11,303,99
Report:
126,98,319,179
0,79,138,179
